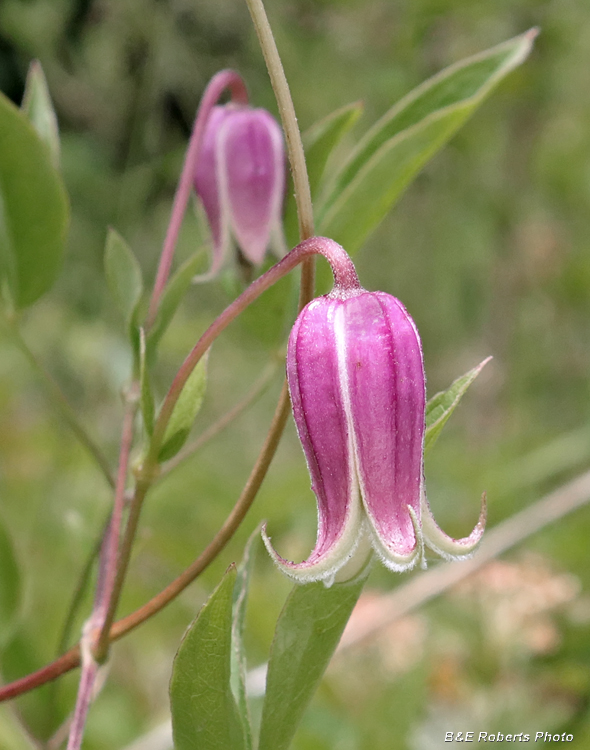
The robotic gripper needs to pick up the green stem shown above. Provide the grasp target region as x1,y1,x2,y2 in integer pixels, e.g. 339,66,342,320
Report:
244,0,316,304
244,0,314,241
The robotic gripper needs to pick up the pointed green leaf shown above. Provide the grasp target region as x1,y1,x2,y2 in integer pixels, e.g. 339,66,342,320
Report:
104,228,143,327
147,252,204,355
0,517,20,647
139,328,155,435
231,529,261,750
21,60,60,168
0,90,69,308
424,357,491,455
158,350,209,462
170,566,247,750
318,30,537,254
258,575,366,750
283,101,364,247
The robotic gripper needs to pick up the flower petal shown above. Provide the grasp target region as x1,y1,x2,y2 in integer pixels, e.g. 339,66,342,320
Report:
219,108,285,265
338,292,425,568
420,487,487,560
263,297,361,584
194,106,232,271
261,475,364,586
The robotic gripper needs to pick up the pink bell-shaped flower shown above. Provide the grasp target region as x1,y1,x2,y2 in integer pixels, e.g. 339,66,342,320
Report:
194,104,285,271
263,279,486,586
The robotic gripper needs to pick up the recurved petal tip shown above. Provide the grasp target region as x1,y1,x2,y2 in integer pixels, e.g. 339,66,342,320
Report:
421,488,487,561
260,487,364,586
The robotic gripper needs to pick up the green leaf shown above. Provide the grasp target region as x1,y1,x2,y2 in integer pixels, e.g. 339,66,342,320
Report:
139,328,155,435
147,252,203,356
318,30,537,254
0,517,20,648
104,228,143,327
21,60,60,168
424,357,491,455
231,529,261,750
158,350,209,462
0,90,69,308
258,575,366,750
283,101,364,247
170,566,247,750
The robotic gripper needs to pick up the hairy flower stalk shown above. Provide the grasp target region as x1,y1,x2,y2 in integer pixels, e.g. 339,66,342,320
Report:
263,243,486,586
194,103,285,272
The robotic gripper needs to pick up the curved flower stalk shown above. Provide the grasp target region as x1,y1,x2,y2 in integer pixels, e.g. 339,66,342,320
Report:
263,243,486,586
194,104,285,273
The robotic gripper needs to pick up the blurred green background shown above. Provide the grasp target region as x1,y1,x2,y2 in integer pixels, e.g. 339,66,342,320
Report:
1,0,590,748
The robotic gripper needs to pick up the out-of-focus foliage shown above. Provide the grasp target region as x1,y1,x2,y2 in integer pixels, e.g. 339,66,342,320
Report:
0,0,590,748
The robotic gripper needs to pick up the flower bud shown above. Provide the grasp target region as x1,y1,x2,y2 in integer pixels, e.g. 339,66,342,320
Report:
263,285,486,585
194,104,285,271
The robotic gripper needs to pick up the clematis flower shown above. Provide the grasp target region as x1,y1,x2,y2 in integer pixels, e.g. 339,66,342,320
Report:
194,104,285,272
263,274,486,586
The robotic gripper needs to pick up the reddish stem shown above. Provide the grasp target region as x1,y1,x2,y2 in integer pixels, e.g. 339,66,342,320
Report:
147,237,360,462
145,69,249,329
93,398,137,661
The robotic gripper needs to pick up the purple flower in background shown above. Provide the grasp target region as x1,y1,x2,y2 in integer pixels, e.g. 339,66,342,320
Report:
194,104,285,271
263,285,486,586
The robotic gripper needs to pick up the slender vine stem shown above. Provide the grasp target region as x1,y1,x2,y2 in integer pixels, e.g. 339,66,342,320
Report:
244,0,314,242
65,396,137,748
244,0,316,308
93,395,138,661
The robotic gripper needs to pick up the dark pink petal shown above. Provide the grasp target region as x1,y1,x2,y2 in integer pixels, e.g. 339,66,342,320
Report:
263,297,363,583
218,109,284,265
340,292,425,568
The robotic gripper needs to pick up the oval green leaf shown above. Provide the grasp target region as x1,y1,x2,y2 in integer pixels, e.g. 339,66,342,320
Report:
170,566,247,750
318,30,537,254
158,350,209,462
0,90,69,308
104,228,143,327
